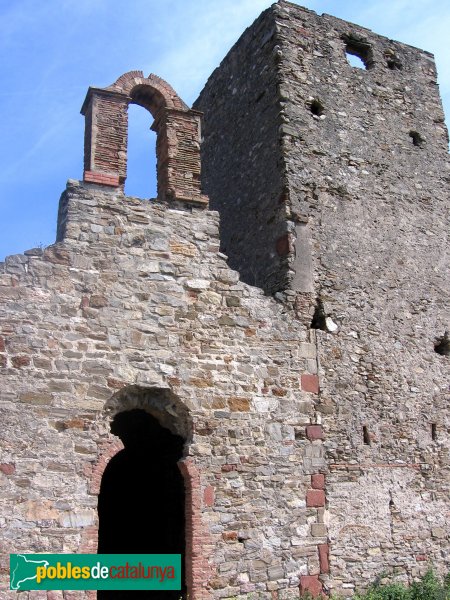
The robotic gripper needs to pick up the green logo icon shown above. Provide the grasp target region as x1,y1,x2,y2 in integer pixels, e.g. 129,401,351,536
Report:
10,554,50,590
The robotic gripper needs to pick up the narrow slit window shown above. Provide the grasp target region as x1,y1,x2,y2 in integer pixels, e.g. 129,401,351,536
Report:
431,423,437,441
434,333,450,355
311,297,327,330
363,426,371,445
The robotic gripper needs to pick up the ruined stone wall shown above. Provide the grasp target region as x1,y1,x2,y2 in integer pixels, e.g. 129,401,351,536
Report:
1,2,449,598
194,9,290,295
276,2,450,593
195,0,450,596
1,180,325,599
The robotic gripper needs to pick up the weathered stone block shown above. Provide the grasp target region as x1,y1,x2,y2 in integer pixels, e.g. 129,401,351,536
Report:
89,294,108,308
431,527,445,539
228,397,251,412
11,355,31,368
0,463,15,475
222,531,238,541
311,523,327,537
19,391,53,405
225,296,240,307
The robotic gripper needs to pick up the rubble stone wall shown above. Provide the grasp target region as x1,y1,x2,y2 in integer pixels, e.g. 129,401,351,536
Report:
1,181,322,599
194,8,290,295
1,2,449,598
195,0,449,595
276,2,449,593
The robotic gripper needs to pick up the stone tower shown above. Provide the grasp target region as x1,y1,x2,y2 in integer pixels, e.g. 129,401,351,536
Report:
194,0,450,593
0,2,448,599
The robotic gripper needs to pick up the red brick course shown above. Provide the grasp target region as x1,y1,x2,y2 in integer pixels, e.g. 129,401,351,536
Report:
306,489,326,507
301,374,319,393
311,473,325,489
306,425,324,441
318,543,330,573
300,575,323,597
179,458,215,599
0,463,15,475
203,485,215,507
84,170,120,187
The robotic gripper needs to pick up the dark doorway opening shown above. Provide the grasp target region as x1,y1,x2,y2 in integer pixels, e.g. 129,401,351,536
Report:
98,409,185,599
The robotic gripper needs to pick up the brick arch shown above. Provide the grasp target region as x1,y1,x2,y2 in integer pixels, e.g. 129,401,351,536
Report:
81,71,208,206
81,385,214,599
104,384,192,439
107,71,188,113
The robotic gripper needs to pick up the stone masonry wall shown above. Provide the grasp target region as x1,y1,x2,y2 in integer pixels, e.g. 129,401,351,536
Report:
194,9,290,295
1,180,324,599
195,0,449,595
1,2,449,598
275,2,450,594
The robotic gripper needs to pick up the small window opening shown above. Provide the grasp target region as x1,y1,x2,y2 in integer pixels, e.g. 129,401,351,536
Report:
343,35,373,70
347,53,366,69
434,331,449,356
311,297,327,330
310,99,325,117
125,104,157,199
386,57,402,70
431,423,437,441
363,425,371,445
409,130,425,148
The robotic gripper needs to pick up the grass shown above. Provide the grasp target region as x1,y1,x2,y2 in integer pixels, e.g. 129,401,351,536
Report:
351,571,450,600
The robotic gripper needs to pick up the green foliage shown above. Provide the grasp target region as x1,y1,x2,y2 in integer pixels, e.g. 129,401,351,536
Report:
354,582,411,600
351,571,450,600
410,570,450,600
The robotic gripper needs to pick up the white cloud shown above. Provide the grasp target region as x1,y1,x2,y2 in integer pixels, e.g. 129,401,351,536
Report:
147,0,272,102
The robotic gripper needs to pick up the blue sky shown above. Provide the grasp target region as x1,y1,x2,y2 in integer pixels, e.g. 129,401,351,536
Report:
0,0,449,261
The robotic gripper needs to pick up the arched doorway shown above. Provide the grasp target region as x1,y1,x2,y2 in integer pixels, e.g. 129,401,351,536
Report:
97,409,185,599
